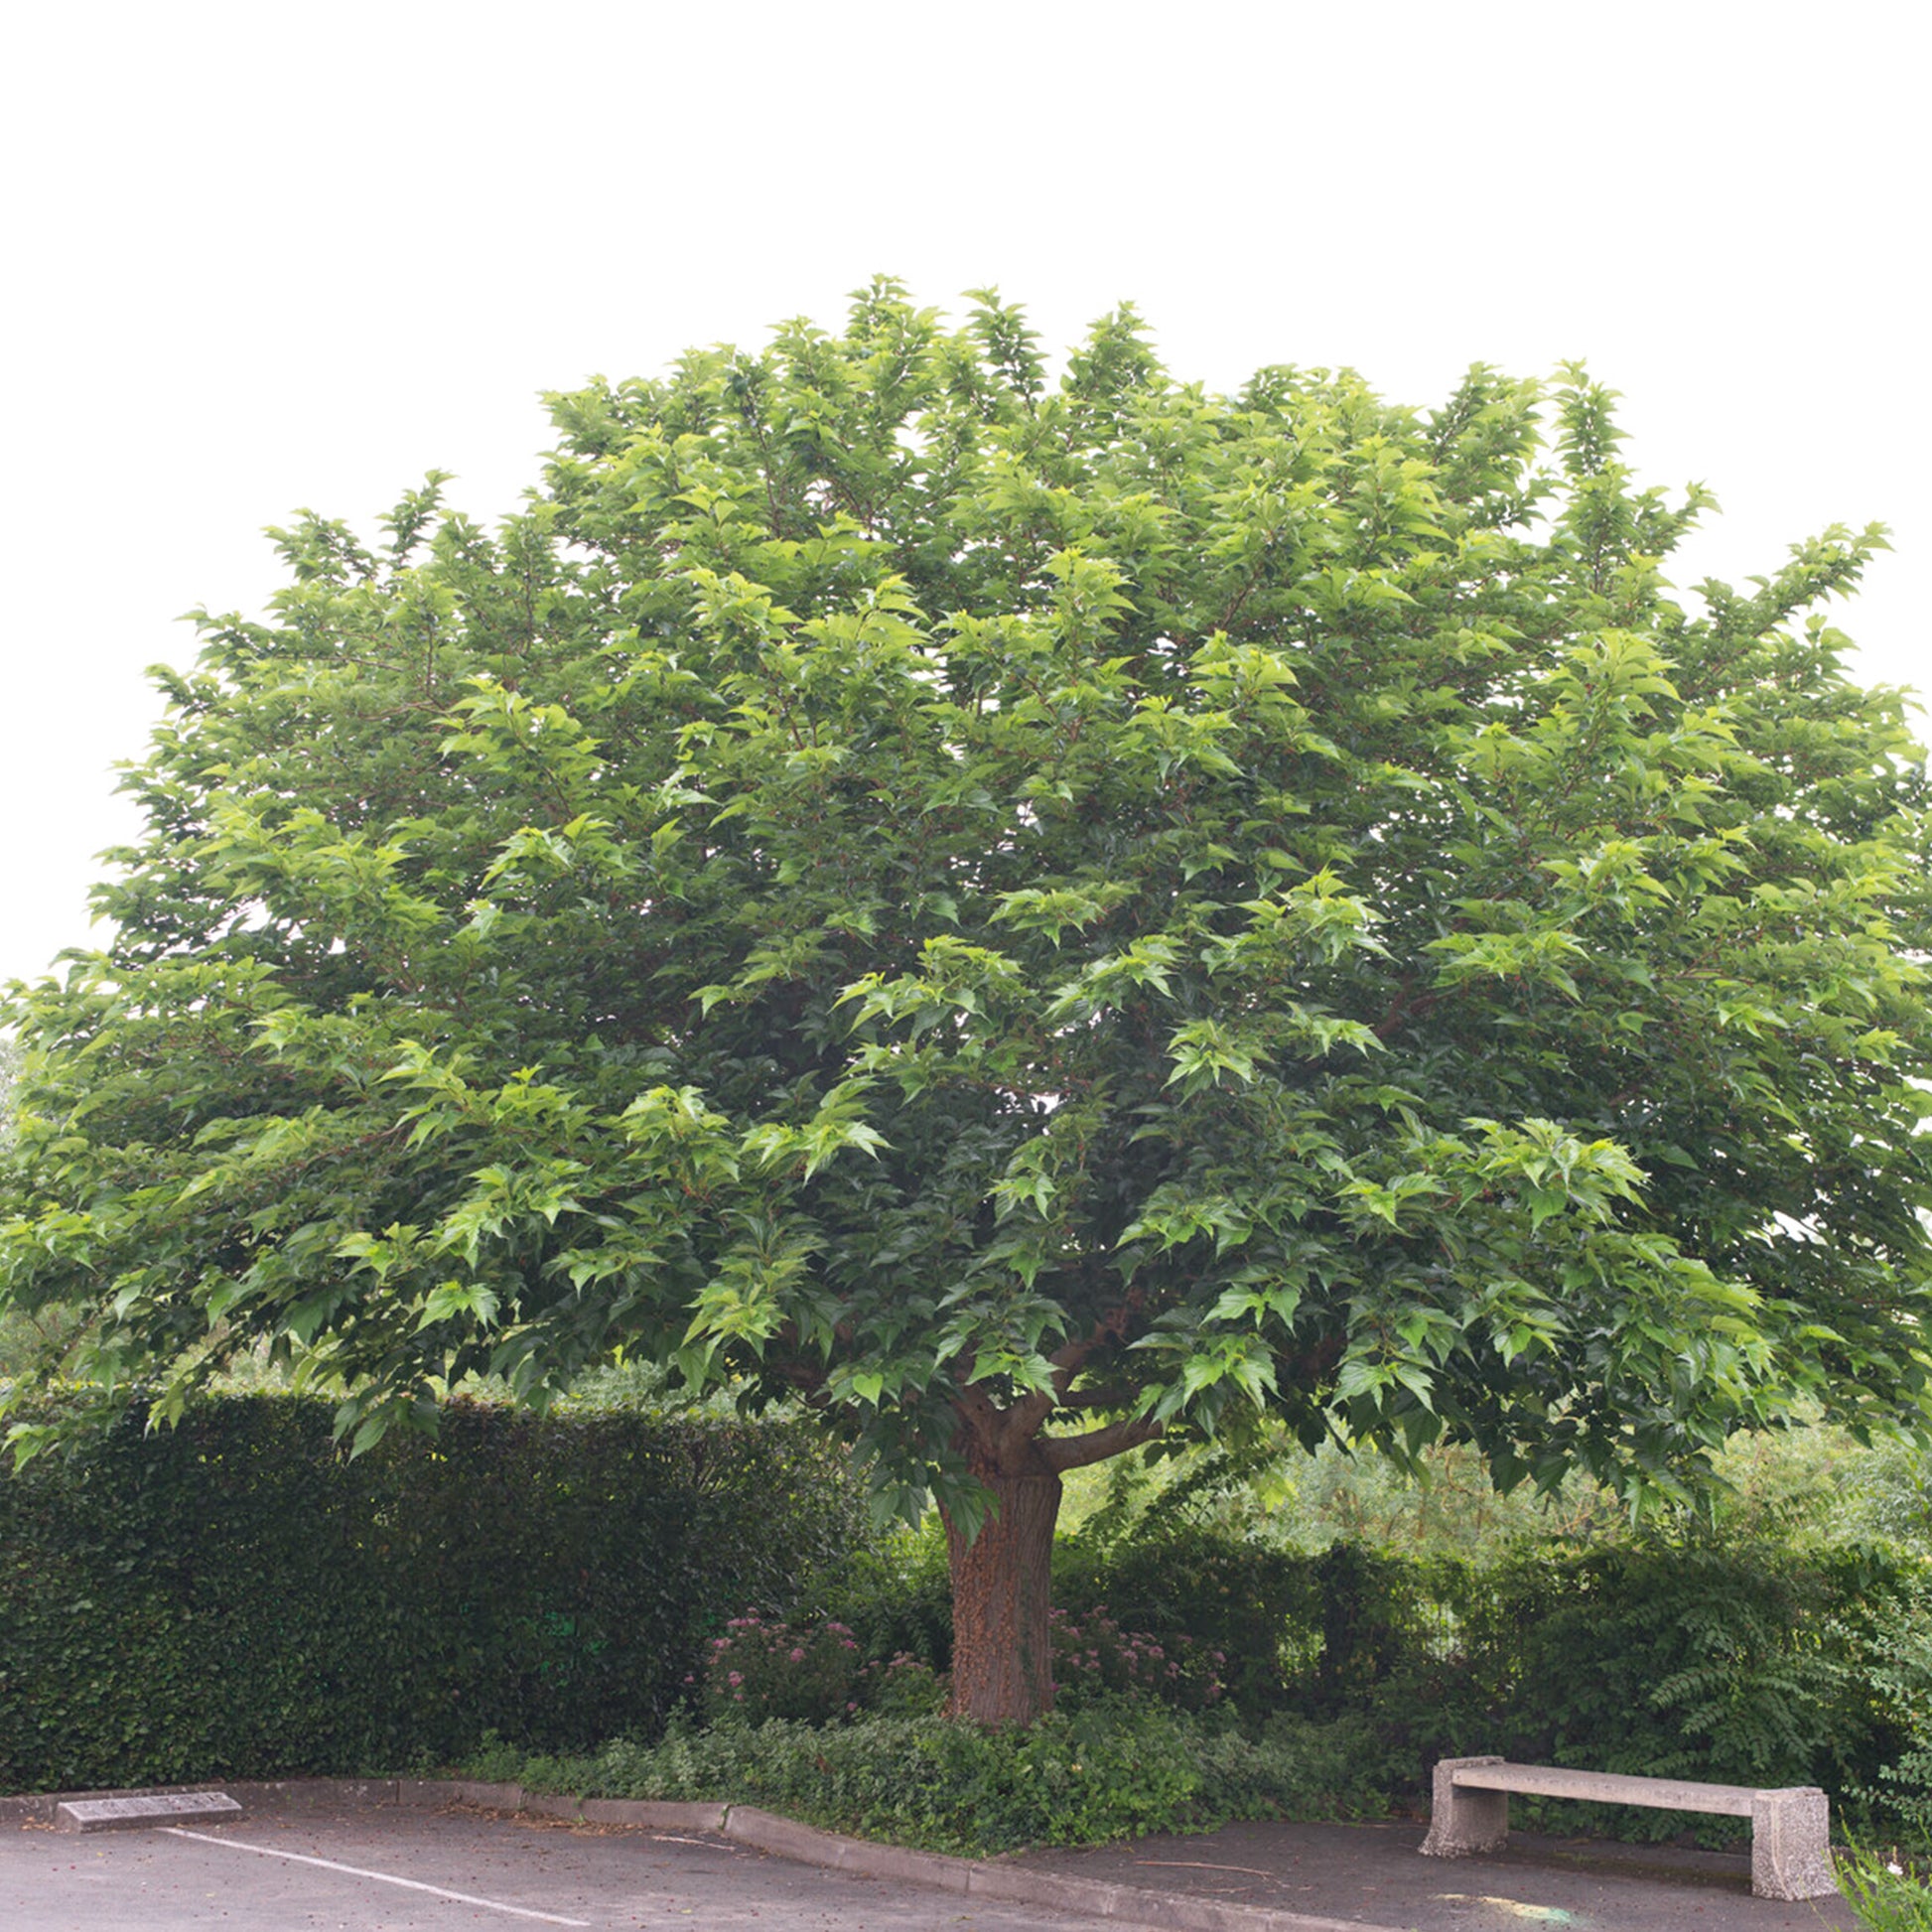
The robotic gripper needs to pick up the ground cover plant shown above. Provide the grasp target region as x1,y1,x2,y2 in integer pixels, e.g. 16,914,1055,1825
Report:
470,1704,1387,1855
5,282,1930,1730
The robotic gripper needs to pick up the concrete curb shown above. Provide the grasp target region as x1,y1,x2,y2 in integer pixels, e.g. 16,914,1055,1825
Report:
713,1803,1377,1930
430,1789,1392,1932
2,1775,1403,1932
722,1803,978,1889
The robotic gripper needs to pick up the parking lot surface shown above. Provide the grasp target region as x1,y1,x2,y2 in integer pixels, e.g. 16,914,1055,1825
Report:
0,1806,1103,1932
1,1793,1872,1932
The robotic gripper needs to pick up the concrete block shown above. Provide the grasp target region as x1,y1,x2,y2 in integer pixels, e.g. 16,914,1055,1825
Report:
56,1792,243,1834
519,1790,583,1820
1418,1755,1508,1858
1449,1760,1757,1816
1750,1787,1838,1901
229,1778,398,1812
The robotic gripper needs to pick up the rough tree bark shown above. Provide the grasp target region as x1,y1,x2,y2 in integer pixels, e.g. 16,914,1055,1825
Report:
942,1376,1161,1726
944,1468,1063,1725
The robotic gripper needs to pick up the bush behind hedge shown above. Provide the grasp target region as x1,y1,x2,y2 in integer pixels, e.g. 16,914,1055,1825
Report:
814,1512,1932,1839
0,1393,858,1792
1074,1525,1932,1840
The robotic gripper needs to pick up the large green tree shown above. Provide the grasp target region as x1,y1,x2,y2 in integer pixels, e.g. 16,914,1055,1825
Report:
5,283,1931,1723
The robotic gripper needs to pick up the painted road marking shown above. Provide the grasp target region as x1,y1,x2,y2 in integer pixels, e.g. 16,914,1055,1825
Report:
161,1828,593,1925
1436,1896,1576,1923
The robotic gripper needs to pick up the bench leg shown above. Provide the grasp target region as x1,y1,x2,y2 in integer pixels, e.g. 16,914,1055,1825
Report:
1750,1788,1837,1901
1420,1756,1509,1859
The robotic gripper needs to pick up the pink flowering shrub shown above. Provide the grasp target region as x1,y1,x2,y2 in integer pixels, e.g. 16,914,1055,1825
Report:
858,1649,947,1719
697,1612,869,1725
696,1613,951,1725
1049,1605,1226,1713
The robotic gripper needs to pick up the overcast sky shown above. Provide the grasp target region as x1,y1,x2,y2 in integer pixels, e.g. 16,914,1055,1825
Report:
4,0,1925,990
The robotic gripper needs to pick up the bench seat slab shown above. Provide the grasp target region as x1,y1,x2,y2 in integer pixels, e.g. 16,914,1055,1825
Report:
1419,1757,1838,1902
1451,1762,1756,1817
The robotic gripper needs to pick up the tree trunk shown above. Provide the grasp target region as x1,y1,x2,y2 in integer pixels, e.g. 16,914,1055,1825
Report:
944,1469,1062,1725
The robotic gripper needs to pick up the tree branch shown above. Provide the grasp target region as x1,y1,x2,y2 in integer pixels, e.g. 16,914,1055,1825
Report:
1039,1414,1165,1473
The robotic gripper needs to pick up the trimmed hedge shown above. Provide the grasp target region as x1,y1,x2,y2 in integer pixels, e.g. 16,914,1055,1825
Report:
0,1394,858,1792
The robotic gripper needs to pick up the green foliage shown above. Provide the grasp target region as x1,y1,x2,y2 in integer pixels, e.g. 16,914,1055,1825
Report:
0,1394,856,1792
464,1507,1932,1853
1445,1542,1891,1806
1079,1431,1632,1558
1836,1846,1932,1930
704,1583,1227,1724
801,1513,958,1671
1056,1512,1932,1839
1055,1519,1326,1714
3,282,1928,1540
1838,1571,1932,1838
862,1649,949,1718
1822,1440,1932,1551
1076,1417,1932,1571
484,1700,1384,1854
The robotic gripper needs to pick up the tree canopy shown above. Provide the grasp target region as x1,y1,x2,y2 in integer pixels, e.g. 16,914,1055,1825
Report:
4,281,1930,1716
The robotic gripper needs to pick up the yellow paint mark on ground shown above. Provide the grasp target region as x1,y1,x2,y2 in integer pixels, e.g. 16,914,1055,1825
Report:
1435,1894,1576,1923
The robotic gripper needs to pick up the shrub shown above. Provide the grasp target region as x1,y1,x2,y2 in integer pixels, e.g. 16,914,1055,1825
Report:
1053,1509,1932,1838
1835,1845,1932,1931
1338,1537,1925,1838
699,1613,867,1725
802,1517,955,1672
697,1611,953,1725
1048,1604,1226,1712
860,1650,948,1718
1055,1521,1320,1715
0,1393,860,1791
1834,1563,1932,1837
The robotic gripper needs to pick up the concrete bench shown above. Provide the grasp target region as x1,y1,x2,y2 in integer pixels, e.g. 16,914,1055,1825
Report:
1418,1755,1837,1901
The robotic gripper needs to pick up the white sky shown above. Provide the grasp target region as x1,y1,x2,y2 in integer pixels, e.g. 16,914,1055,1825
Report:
4,0,1926,989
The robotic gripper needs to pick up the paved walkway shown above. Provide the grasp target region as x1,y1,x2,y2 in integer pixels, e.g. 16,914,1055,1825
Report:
1012,1815,1864,1931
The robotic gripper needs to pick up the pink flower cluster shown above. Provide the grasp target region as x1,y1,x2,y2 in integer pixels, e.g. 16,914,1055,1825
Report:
1047,1604,1226,1710
697,1611,872,1725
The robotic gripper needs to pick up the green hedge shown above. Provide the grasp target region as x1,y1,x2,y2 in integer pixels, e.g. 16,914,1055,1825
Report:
0,1394,858,1792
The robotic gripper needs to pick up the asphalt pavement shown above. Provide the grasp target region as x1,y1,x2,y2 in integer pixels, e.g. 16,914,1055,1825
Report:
0,1783,1871,1932
1011,1815,1864,1931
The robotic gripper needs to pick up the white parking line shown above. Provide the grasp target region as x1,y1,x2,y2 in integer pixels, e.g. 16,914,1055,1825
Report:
160,1827,594,1925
